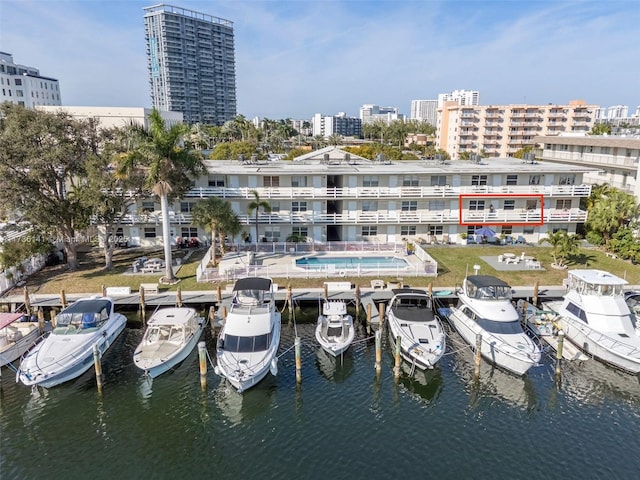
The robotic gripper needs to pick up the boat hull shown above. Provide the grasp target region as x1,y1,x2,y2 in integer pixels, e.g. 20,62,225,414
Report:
315,315,355,357
0,322,41,367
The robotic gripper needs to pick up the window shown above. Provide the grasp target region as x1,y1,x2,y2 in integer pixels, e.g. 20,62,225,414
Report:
469,200,485,211
430,175,446,186
559,175,575,185
362,200,378,212
471,175,488,186
264,227,280,242
401,201,417,211
556,199,571,210
291,176,307,187
208,175,225,187
506,175,517,185
503,200,515,210
291,226,307,237
363,176,379,187
428,225,443,235
401,225,416,236
144,227,157,238
402,175,419,187
523,226,534,234
14,78,22,86
181,227,197,238
180,202,195,213
529,175,541,185
501,225,513,235
270,201,280,212
141,201,155,212
429,200,445,211
291,201,307,212
526,200,538,210
361,226,377,236
566,302,588,323
263,176,280,187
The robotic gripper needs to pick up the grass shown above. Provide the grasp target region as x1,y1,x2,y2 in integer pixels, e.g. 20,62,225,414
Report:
9,243,640,296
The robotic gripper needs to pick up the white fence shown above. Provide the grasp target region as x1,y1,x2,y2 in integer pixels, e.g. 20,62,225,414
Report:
0,254,47,296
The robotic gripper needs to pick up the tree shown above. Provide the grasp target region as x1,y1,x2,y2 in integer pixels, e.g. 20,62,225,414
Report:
117,110,206,283
590,123,612,135
539,230,581,268
247,190,271,246
0,104,101,270
191,197,241,265
586,187,638,246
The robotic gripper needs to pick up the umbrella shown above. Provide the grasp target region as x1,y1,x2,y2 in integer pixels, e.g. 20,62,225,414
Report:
474,226,496,237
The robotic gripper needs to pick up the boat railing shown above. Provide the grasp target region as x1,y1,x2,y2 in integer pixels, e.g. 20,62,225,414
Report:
564,316,640,356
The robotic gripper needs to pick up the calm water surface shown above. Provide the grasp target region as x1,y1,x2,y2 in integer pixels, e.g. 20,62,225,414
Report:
2,312,640,480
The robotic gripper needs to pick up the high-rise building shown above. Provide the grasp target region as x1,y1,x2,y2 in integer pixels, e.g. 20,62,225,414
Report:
410,99,437,125
359,104,404,124
437,89,479,108
143,4,236,125
312,113,362,138
0,52,61,108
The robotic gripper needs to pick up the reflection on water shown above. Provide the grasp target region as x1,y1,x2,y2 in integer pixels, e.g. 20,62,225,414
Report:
214,377,277,425
315,347,354,383
396,364,444,405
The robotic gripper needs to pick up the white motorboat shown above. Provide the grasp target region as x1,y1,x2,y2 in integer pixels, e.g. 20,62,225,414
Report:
446,275,541,376
0,312,41,368
214,277,281,393
315,300,355,357
386,288,446,370
17,296,127,388
133,307,205,378
544,269,640,374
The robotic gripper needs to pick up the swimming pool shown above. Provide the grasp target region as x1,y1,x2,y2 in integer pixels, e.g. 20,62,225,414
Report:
296,255,409,271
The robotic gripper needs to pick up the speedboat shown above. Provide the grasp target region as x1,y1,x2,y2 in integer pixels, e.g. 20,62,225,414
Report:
544,269,640,374
214,277,281,393
386,288,446,370
446,275,541,376
133,306,205,378
0,312,41,367
315,300,355,357
17,296,127,388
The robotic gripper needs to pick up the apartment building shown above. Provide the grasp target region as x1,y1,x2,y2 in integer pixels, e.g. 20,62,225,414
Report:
0,52,61,108
437,89,479,107
359,104,404,125
534,133,640,202
112,146,594,248
143,4,236,125
410,100,437,126
312,113,362,138
37,106,183,129
437,100,597,159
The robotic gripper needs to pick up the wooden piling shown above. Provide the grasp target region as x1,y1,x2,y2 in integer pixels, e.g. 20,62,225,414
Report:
533,280,539,306
354,285,361,318
295,336,302,384
60,289,67,309
139,285,146,324
378,302,385,327
216,285,222,303
49,309,57,329
393,335,402,379
474,333,483,377
93,343,103,394
555,330,564,378
198,341,207,391
375,329,382,372
101,284,107,297
287,284,293,322
428,283,433,297
37,308,45,334
221,305,227,320
23,287,31,317
176,286,182,307
323,283,328,301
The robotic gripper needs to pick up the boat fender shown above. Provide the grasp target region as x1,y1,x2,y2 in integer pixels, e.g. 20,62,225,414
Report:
214,366,220,375
270,357,278,376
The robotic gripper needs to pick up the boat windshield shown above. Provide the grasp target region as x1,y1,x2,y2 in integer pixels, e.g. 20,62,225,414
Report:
56,308,109,330
468,284,511,300
571,278,624,297
223,331,273,353
476,319,524,335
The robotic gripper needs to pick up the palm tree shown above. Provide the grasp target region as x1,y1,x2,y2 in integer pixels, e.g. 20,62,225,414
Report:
539,230,580,268
192,198,241,265
117,109,206,283
586,187,639,245
247,190,271,246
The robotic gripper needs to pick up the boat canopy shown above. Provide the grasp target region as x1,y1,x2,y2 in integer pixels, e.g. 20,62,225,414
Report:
464,275,512,300
568,270,626,298
233,277,272,292
56,299,111,329
0,312,26,330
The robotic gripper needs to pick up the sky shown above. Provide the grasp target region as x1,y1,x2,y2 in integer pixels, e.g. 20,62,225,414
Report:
1,0,639,120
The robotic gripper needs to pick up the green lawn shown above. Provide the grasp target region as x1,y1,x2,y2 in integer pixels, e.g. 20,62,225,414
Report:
14,244,640,296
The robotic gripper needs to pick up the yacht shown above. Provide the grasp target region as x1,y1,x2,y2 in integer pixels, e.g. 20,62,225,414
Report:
544,269,640,373
446,275,541,376
386,288,446,371
17,296,127,387
214,277,281,393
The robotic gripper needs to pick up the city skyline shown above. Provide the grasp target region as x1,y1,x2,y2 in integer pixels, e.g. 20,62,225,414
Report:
2,0,639,121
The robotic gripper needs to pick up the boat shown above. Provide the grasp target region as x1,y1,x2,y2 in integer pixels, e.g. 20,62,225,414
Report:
0,312,41,368
543,269,640,374
386,288,446,371
214,277,281,393
133,306,205,378
17,296,127,388
625,290,640,328
315,300,355,357
445,275,541,376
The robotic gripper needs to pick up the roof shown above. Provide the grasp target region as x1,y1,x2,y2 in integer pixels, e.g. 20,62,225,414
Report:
63,298,112,314
148,307,197,325
466,275,511,288
534,135,640,150
391,288,429,297
568,269,628,285
233,277,273,292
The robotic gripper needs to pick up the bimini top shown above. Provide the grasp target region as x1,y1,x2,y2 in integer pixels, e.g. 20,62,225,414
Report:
0,312,26,330
233,277,272,292
466,275,510,289
464,275,512,301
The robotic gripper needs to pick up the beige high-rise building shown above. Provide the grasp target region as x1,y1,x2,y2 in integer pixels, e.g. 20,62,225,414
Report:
437,100,597,159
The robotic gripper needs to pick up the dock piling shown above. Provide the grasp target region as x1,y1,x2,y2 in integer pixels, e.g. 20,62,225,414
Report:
354,285,361,318
375,329,382,372
393,335,402,379
23,287,31,317
533,280,539,306
365,303,372,335
295,336,302,384
474,333,482,377
60,289,67,309
555,330,564,378
37,308,45,334
176,286,182,308
378,302,385,328
93,343,103,394
139,286,146,324
198,341,207,391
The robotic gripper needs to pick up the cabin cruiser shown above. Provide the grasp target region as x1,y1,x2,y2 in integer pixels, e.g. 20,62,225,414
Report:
315,300,355,357
0,312,41,367
214,277,281,393
446,275,541,376
133,307,205,378
386,288,446,371
544,270,640,373
17,296,127,387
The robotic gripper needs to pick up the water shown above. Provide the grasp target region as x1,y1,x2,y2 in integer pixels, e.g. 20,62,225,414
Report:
2,313,640,479
296,255,409,270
